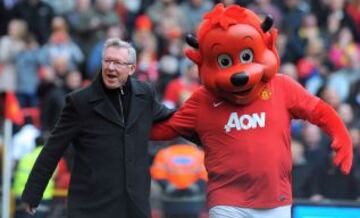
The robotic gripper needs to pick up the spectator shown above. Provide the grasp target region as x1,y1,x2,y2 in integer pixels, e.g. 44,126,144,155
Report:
310,151,358,201
114,0,142,35
348,80,360,117
64,70,83,93
36,67,66,134
132,15,156,52
39,16,84,71
147,0,189,35
180,0,214,33
11,116,40,162
0,19,27,93
0,1,13,36
281,0,307,36
151,144,207,218
317,85,342,110
0,136,3,180
329,26,360,70
215,0,244,7
276,31,289,62
13,135,55,218
12,0,54,44
146,0,190,56
280,62,298,81
42,0,74,15
319,0,360,42
298,13,324,47
346,0,360,37
157,55,179,96
65,0,92,43
73,0,120,56
291,140,314,199
132,15,160,84
351,126,360,200
338,103,356,127
248,0,283,28
136,47,160,84
15,34,41,107
162,58,200,109
296,39,326,95
301,122,329,168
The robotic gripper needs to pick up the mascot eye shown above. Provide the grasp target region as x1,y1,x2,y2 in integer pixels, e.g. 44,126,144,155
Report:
217,54,233,68
239,49,254,63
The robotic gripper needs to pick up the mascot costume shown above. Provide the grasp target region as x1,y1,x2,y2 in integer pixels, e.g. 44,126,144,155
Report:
151,4,353,218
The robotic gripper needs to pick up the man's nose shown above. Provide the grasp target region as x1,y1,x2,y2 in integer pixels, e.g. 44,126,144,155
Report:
108,61,115,69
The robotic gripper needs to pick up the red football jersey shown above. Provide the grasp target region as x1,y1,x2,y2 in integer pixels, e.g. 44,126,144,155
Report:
167,74,320,208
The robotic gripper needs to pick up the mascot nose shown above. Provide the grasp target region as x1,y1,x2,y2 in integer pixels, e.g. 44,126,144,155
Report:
231,73,249,86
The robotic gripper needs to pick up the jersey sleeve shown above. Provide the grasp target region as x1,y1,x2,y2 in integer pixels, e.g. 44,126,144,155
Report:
150,88,201,140
280,75,320,120
168,87,201,136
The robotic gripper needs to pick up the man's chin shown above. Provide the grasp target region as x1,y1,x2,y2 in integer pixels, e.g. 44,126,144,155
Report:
104,81,121,89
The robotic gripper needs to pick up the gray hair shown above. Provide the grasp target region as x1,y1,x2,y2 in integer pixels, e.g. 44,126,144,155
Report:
102,38,137,64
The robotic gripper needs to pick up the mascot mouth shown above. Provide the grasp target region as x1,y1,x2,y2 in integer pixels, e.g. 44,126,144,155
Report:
232,87,253,96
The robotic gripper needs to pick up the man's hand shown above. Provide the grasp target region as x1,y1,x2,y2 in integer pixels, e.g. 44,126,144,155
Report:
22,202,36,215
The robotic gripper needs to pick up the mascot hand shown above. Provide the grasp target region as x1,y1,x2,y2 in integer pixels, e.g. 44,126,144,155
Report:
331,133,353,174
310,100,353,175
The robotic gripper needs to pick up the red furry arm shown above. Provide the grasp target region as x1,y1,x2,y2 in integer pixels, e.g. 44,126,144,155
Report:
150,88,201,141
308,100,353,174
150,120,180,140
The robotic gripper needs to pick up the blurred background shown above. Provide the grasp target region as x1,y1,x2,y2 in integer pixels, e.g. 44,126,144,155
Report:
0,0,359,217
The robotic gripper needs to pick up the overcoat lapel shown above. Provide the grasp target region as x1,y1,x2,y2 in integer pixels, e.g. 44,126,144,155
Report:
88,74,124,127
127,78,147,129
93,100,124,127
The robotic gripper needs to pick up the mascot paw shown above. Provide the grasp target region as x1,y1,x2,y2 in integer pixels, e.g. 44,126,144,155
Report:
332,139,353,175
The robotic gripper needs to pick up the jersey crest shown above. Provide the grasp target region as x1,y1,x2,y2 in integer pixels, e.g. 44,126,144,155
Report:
260,87,272,100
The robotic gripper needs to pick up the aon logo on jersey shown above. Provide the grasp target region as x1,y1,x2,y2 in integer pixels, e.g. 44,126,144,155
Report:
224,112,266,133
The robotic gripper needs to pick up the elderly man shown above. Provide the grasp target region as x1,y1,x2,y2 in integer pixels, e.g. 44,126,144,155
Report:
22,38,173,218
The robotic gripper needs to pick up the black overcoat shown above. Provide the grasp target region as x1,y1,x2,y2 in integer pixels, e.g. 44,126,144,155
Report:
22,75,173,218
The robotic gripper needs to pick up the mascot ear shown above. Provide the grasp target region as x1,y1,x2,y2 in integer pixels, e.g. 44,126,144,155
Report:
185,34,199,49
184,48,201,65
260,15,280,82
261,15,273,33
268,28,278,51
184,34,201,64
261,14,278,51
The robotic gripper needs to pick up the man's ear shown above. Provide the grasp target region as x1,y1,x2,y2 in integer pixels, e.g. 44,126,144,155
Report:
184,48,201,65
129,65,136,75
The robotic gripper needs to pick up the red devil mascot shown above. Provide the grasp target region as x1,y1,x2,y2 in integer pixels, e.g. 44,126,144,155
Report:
151,4,353,218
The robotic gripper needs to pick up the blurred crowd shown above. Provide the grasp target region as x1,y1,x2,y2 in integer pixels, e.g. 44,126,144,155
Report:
0,0,360,217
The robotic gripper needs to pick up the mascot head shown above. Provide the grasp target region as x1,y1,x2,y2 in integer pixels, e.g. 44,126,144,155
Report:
185,4,279,105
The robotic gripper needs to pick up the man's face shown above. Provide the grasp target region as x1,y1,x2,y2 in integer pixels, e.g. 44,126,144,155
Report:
102,47,135,89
